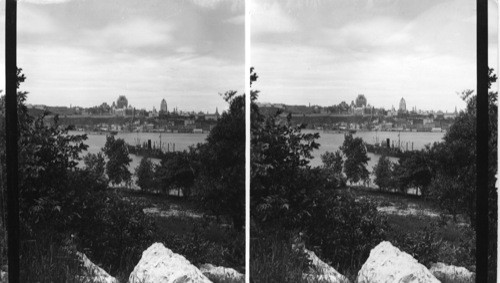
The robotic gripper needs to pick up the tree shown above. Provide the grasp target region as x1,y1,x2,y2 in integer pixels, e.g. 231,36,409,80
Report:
393,149,433,196
83,152,108,186
340,134,370,185
135,157,156,192
373,155,393,191
196,90,245,230
321,150,346,187
102,135,132,186
156,151,195,196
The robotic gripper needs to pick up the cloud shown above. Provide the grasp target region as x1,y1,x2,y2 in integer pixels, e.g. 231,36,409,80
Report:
82,18,174,51
224,14,244,25
18,4,60,35
251,0,298,35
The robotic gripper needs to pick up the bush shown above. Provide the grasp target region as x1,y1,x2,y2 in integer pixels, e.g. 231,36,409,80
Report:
250,229,309,283
373,155,393,191
390,220,443,267
135,156,157,192
304,190,387,274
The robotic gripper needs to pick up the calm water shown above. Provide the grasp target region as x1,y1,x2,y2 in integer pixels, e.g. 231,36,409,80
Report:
71,130,444,188
305,130,445,170
70,131,208,172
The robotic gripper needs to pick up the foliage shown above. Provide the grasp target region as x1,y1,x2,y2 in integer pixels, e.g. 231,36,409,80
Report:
135,157,157,192
102,135,132,186
321,150,346,187
340,134,370,185
83,152,108,186
305,190,387,273
390,220,443,267
196,90,245,230
251,70,388,278
154,216,245,271
1,69,156,281
250,229,309,283
392,150,433,196
373,155,394,191
156,151,196,196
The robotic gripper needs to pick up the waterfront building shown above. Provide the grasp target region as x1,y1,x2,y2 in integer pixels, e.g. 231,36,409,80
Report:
117,95,128,109
399,98,406,112
161,99,168,112
355,94,367,107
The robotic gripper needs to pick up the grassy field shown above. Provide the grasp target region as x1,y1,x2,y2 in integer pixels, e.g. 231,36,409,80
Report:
119,190,245,273
349,186,475,271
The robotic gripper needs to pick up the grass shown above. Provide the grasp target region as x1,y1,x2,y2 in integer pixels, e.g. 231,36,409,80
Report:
250,230,308,283
16,187,244,282
250,187,475,282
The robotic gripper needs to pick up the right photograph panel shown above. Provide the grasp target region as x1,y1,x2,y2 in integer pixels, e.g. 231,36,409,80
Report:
250,0,493,282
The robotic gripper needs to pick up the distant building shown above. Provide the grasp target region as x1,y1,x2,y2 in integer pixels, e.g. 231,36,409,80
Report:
355,94,367,108
399,98,406,113
117,95,128,109
161,99,168,112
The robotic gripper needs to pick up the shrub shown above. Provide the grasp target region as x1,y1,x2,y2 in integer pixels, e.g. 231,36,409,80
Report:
250,229,309,283
304,190,387,273
135,156,157,192
390,220,443,267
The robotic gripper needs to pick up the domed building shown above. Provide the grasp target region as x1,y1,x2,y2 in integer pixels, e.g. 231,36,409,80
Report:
355,94,367,108
117,95,128,109
399,97,406,112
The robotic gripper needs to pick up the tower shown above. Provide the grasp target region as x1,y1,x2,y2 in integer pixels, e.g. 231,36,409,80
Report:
161,98,168,112
399,98,406,112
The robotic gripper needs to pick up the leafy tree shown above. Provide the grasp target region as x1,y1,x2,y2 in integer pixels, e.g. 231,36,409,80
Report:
102,135,132,186
393,150,433,196
427,69,497,281
321,150,346,187
373,155,393,191
250,69,388,276
196,90,245,230
156,151,195,196
83,152,108,186
340,134,370,185
321,150,343,176
135,156,156,192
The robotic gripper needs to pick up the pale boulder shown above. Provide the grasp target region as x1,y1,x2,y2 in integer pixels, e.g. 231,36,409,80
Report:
128,242,212,283
77,252,118,283
430,262,475,283
199,263,244,283
302,249,350,283
357,241,439,283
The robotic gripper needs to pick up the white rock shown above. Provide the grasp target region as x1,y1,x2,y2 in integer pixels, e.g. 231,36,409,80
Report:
430,262,475,283
357,241,439,283
77,252,118,283
0,271,7,283
302,249,350,283
128,242,212,283
199,264,244,283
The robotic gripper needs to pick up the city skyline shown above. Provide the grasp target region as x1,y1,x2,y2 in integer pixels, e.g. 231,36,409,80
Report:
251,0,498,113
0,0,244,113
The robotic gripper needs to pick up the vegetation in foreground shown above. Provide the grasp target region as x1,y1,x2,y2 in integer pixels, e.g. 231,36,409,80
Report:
0,69,245,281
250,68,496,282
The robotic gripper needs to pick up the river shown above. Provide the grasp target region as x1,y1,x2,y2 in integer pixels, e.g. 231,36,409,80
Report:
71,130,445,188
71,131,209,172
305,130,445,170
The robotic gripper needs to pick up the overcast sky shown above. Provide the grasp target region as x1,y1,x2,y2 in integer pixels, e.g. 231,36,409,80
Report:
251,0,498,112
0,0,244,112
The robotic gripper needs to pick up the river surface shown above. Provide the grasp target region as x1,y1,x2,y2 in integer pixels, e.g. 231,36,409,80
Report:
70,131,208,172
304,130,445,169
71,130,445,188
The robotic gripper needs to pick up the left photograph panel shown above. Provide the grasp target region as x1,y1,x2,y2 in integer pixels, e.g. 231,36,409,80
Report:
6,0,245,281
